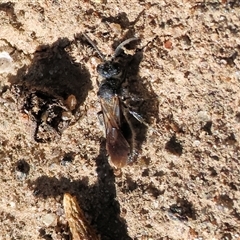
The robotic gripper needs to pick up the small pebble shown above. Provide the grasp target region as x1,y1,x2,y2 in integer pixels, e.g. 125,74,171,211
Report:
197,111,211,122
0,51,13,73
42,213,57,227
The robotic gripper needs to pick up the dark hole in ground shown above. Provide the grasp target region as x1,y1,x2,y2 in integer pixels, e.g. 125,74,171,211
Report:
165,135,183,156
61,152,75,166
202,120,212,135
168,198,196,221
16,159,30,174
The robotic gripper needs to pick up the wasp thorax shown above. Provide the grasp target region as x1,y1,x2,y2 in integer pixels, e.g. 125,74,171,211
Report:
97,81,116,101
97,61,122,79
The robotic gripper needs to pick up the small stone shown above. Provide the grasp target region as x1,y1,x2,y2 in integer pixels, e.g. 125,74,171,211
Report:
65,94,77,111
193,140,200,147
62,111,72,121
197,111,211,122
10,201,16,208
91,0,106,3
42,213,57,227
164,39,173,49
0,51,13,73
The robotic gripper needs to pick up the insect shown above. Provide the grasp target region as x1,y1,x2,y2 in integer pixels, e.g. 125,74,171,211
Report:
10,84,76,143
83,33,140,168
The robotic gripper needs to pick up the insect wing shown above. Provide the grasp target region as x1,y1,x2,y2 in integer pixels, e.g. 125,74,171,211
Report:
100,96,130,168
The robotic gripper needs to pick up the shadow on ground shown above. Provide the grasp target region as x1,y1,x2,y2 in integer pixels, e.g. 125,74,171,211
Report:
9,37,92,111
29,140,132,240
7,38,92,142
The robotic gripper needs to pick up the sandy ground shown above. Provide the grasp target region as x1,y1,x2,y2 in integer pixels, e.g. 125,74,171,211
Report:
0,0,240,239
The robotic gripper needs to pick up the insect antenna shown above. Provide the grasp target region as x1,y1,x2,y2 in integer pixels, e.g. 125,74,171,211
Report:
114,37,139,58
82,32,105,60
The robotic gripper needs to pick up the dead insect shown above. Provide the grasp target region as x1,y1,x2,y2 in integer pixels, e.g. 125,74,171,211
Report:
83,33,141,169
10,84,76,143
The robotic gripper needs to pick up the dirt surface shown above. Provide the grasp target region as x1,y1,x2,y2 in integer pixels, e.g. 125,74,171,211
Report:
0,0,240,239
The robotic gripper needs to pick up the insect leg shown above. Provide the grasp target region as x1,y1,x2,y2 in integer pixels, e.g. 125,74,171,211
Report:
128,110,160,136
97,111,106,138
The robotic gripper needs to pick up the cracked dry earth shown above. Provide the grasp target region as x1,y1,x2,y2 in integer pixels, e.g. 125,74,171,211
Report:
0,0,240,240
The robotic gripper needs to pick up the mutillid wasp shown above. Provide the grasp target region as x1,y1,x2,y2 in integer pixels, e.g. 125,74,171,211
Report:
83,33,150,169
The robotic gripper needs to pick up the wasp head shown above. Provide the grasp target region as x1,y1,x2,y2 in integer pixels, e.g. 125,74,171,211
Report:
97,61,122,79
